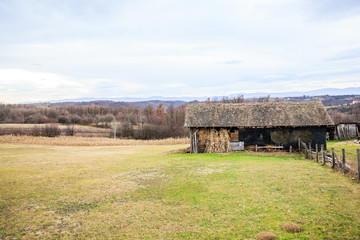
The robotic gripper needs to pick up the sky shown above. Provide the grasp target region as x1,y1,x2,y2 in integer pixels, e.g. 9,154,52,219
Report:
1,0,360,103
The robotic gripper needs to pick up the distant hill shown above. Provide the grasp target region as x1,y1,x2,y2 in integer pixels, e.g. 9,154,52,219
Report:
228,87,360,98
49,100,188,108
39,87,360,104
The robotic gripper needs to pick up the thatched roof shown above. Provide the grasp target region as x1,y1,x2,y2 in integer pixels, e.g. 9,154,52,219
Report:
185,102,334,128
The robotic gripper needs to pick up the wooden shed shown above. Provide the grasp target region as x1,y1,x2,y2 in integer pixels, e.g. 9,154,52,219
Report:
335,123,360,140
184,102,334,153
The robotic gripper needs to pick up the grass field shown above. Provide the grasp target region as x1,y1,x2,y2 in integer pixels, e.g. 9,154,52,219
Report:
1,140,360,239
327,140,360,169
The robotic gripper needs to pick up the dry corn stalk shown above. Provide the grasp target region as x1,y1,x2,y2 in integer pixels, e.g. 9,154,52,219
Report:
204,128,231,153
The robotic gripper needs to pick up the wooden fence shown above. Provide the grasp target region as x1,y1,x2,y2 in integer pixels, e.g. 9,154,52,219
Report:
298,139,360,182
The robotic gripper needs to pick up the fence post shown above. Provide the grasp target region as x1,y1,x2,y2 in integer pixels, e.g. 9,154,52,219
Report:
316,144,319,162
342,149,345,174
298,139,301,152
321,144,325,165
289,145,292,153
331,148,335,169
255,145,258,152
357,149,360,182
309,143,312,160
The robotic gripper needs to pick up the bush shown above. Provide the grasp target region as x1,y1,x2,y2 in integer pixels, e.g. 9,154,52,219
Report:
32,125,42,136
65,125,76,136
58,115,70,124
116,122,134,138
42,124,61,137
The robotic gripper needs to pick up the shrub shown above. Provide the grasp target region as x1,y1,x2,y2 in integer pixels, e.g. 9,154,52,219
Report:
65,125,76,136
58,115,70,124
42,124,61,137
116,122,134,138
32,125,42,136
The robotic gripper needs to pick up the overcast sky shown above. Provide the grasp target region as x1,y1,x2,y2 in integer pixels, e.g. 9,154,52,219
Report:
1,0,360,103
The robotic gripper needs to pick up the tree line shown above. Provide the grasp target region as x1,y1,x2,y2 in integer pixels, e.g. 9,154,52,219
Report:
0,103,189,139
1,100,359,139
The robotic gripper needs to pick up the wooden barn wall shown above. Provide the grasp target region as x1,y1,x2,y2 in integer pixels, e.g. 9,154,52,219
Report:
238,127,327,149
335,124,358,140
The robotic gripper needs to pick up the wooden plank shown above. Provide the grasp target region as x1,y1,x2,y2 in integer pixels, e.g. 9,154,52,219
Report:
256,146,284,149
321,144,325,165
357,149,360,182
342,149,346,174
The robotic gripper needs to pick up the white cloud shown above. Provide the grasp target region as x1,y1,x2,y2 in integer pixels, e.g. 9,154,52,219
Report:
0,0,360,103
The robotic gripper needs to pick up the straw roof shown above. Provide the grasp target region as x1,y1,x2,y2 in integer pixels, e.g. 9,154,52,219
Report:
185,102,334,128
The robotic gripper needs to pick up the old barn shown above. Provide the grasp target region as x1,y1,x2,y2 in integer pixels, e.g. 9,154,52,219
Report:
184,102,334,153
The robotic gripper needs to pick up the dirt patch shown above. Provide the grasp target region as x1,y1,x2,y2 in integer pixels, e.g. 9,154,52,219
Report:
282,222,302,232
246,151,299,157
196,167,224,175
166,147,190,154
255,232,278,240
112,168,164,187
297,219,306,224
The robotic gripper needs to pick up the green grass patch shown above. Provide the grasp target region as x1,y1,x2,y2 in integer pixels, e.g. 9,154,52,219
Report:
0,144,359,239
327,140,360,166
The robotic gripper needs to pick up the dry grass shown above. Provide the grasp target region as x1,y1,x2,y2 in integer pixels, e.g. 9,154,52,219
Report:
1,144,360,239
0,123,111,137
0,135,189,146
281,222,302,233
255,232,278,240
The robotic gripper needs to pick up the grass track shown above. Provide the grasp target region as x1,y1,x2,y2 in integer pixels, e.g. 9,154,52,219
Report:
0,143,359,239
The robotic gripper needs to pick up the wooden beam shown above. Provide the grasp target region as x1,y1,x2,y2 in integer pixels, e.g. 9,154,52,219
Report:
342,148,346,174
321,144,325,165
357,149,360,182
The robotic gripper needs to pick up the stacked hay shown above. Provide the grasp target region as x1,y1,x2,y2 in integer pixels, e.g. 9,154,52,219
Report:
230,129,239,141
198,128,208,143
204,128,231,153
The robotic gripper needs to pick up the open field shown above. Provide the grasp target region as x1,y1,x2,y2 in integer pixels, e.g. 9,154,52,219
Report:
1,141,360,239
0,135,189,146
0,124,111,137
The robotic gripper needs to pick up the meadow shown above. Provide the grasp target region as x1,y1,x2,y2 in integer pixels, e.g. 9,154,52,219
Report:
327,140,360,166
0,138,359,239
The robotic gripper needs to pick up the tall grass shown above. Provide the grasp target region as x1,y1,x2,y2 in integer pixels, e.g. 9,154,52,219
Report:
0,135,189,146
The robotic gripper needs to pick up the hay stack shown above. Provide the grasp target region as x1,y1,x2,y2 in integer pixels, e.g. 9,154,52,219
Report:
281,222,302,233
255,232,278,240
204,128,231,153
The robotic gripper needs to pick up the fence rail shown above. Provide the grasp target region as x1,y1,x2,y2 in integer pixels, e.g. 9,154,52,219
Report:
298,139,360,181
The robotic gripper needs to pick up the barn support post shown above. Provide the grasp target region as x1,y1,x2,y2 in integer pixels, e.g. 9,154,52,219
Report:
193,130,198,153
342,149,346,174
190,129,198,154
331,148,335,169
321,144,325,165
190,129,193,153
316,144,319,162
